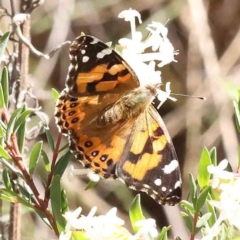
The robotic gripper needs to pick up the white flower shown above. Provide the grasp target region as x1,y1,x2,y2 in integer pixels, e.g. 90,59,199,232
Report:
67,164,100,182
62,206,160,240
201,219,224,240
63,207,83,231
207,159,235,188
117,8,178,108
133,218,158,239
205,159,240,237
59,231,72,240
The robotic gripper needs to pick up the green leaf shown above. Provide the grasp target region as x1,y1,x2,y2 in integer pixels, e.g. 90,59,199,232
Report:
0,158,23,177
17,184,35,203
50,175,66,232
85,180,98,190
44,124,55,152
52,88,59,102
196,212,212,228
17,121,26,154
206,194,217,227
188,173,197,206
0,85,5,108
61,190,69,214
181,212,192,233
180,200,194,216
197,147,211,189
1,67,9,108
54,151,72,176
196,186,211,213
234,99,240,132
72,231,88,240
129,194,145,233
0,32,10,63
41,150,50,172
2,169,11,189
157,226,171,240
0,123,4,138
0,188,33,208
29,141,43,175
6,108,22,141
13,110,32,133
0,145,11,160
209,147,217,166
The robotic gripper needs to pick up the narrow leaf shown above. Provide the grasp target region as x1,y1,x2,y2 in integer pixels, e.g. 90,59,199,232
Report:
196,212,212,228
0,32,10,63
17,122,26,154
0,85,5,108
17,184,35,203
234,100,240,132
41,150,50,172
181,212,192,233
189,173,197,207
180,200,194,216
0,145,11,160
6,108,22,141
1,67,9,107
52,88,59,102
206,194,217,227
13,110,32,133
44,124,55,151
2,169,11,189
0,189,33,208
0,158,22,177
61,190,69,214
196,186,211,213
197,147,211,189
129,194,145,233
29,141,43,175
85,180,98,190
50,175,66,232
157,226,171,240
54,151,72,176
209,147,217,166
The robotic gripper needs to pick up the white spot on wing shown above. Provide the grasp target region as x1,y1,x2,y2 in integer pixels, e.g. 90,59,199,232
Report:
81,50,86,54
102,48,112,55
82,56,89,63
90,38,99,44
154,178,162,186
162,187,167,192
174,180,181,189
162,160,178,174
97,52,105,59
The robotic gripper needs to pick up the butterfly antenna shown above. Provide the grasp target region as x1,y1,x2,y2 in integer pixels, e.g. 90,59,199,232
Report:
170,93,206,100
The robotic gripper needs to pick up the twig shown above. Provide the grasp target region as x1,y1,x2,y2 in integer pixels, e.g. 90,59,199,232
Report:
190,212,198,240
0,199,6,240
13,13,70,59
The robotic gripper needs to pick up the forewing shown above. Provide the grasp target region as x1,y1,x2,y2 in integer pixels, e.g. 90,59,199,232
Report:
66,35,139,96
116,105,182,205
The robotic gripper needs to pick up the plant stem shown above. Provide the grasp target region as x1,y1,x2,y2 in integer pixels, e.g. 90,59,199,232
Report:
190,212,198,240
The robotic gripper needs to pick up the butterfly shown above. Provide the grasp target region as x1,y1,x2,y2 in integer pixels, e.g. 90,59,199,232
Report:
55,35,182,205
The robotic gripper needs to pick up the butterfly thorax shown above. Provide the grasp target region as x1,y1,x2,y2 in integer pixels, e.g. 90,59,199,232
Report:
98,85,157,126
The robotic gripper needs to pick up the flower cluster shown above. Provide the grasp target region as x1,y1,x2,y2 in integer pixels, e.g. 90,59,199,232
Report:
117,8,178,108
60,207,158,240
201,160,240,239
